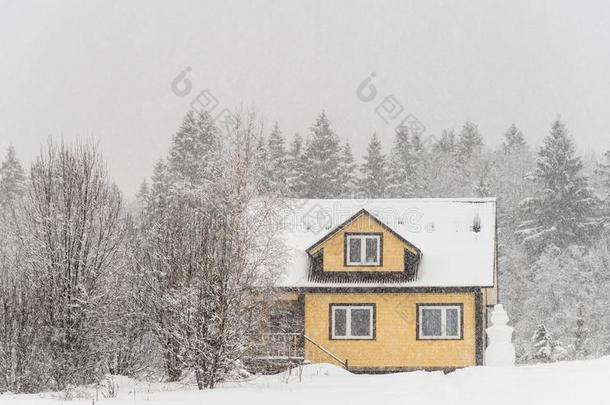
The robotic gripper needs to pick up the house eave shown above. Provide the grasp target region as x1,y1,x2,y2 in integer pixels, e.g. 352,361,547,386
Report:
305,208,422,256
272,286,491,293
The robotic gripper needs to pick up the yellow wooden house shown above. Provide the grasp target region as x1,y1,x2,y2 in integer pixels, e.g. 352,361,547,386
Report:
262,198,497,373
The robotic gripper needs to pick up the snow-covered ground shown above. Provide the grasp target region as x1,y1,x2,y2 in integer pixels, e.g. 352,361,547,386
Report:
3,358,609,405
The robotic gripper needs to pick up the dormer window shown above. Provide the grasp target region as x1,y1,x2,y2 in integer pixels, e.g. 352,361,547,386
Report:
345,233,381,266
305,209,421,281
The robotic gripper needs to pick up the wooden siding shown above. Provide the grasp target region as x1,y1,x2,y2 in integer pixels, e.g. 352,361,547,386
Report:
304,292,477,370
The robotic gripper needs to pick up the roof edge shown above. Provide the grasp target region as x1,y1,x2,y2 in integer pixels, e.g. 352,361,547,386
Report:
288,197,497,203
305,208,422,256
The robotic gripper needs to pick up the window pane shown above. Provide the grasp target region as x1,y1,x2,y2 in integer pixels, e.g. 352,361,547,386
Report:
349,238,361,263
422,308,442,337
446,308,459,337
350,308,371,337
334,308,347,336
365,238,378,263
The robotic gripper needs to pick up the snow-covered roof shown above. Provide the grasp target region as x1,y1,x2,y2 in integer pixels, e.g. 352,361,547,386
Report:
276,198,496,289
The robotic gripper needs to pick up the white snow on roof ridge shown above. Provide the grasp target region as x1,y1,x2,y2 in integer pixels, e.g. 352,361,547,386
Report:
275,198,497,289
288,197,497,202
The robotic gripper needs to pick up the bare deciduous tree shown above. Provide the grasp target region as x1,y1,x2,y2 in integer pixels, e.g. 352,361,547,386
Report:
23,141,124,389
0,206,47,393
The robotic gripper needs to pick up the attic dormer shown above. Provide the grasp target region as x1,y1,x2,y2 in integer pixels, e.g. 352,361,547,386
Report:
306,209,421,283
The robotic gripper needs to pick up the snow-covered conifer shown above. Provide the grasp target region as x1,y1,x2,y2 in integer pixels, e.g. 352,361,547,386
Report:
136,180,150,204
338,142,358,197
286,133,306,197
517,119,602,252
266,123,289,193
358,133,389,198
503,123,526,154
433,129,457,155
531,324,566,362
426,129,472,197
473,160,494,197
456,121,483,163
387,126,416,198
0,145,26,207
167,110,220,189
596,150,610,214
301,111,343,198
148,158,170,213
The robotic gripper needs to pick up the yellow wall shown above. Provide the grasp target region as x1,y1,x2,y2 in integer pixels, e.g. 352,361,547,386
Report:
310,213,413,272
304,292,477,370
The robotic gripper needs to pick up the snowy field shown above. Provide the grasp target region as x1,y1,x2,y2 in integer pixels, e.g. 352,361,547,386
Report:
2,358,610,405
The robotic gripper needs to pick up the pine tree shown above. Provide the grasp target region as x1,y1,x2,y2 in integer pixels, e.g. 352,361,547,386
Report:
266,123,289,192
338,142,357,197
0,145,26,207
267,123,287,171
359,133,389,198
411,131,424,155
531,324,566,363
473,160,494,197
493,136,535,239
301,111,343,198
426,130,468,197
456,121,483,163
409,131,430,195
167,110,220,188
596,150,610,212
286,133,305,197
136,180,150,205
256,132,267,160
503,123,526,154
433,130,457,155
387,126,416,197
517,119,602,251
148,158,170,213
597,150,610,187
410,131,428,163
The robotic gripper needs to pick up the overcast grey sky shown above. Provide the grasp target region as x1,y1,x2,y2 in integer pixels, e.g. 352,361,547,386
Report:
1,0,610,194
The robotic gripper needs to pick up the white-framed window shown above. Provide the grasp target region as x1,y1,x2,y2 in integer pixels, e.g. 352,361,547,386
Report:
346,234,381,265
330,304,375,340
417,304,462,340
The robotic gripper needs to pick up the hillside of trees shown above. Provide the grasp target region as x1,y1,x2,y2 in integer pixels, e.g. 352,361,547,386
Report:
1,109,609,392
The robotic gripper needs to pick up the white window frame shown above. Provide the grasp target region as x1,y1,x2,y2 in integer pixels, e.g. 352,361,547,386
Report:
346,234,381,265
330,305,375,340
418,305,462,340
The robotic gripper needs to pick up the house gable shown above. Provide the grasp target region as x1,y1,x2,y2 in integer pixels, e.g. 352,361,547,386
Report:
277,198,497,289
306,209,421,282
